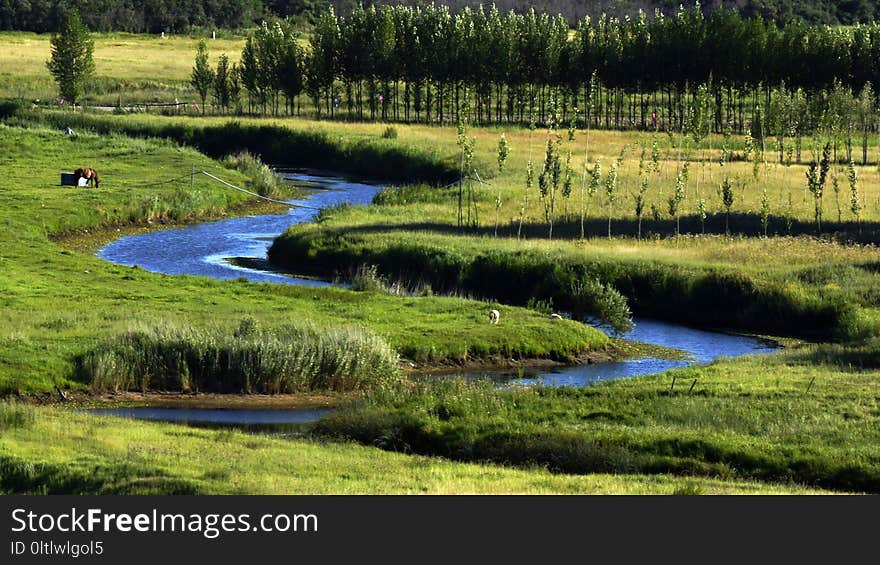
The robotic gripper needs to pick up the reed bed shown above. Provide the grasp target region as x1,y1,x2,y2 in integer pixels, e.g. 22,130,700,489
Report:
75,319,402,393
0,401,36,431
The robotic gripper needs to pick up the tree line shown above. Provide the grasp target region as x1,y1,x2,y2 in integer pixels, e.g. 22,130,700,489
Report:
6,0,880,34
333,1,880,27
0,0,328,33
190,3,880,140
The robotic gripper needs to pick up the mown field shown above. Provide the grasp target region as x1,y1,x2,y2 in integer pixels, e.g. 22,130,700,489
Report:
0,32,245,105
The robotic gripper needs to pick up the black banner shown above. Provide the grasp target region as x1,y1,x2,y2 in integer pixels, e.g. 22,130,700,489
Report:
0,496,875,563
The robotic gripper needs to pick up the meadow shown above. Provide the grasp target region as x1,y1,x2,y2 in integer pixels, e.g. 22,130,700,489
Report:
2,29,880,494
0,32,245,105
0,402,831,495
256,112,880,340
315,347,880,493
0,117,605,395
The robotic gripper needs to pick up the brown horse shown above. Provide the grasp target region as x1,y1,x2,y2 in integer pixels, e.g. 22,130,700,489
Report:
74,167,100,188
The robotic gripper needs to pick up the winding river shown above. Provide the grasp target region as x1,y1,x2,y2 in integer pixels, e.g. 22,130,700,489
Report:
94,171,777,425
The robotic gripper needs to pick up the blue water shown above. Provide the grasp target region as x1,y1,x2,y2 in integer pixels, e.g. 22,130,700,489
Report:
97,169,778,398
513,318,778,387
99,171,381,285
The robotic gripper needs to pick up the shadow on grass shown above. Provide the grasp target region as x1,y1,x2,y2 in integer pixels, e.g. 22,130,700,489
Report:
0,455,202,495
797,341,880,370
337,210,880,244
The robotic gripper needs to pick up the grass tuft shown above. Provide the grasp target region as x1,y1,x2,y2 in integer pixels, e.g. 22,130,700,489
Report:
0,401,36,431
222,150,284,199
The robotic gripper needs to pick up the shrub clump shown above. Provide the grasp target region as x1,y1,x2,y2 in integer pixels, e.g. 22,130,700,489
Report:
349,264,409,296
350,264,388,293
75,319,401,394
570,278,634,335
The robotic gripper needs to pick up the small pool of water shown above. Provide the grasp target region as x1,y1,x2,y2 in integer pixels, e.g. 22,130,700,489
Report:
87,407,331,425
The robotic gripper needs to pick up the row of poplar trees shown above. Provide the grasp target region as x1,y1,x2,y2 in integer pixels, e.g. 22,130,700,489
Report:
196,3,880,135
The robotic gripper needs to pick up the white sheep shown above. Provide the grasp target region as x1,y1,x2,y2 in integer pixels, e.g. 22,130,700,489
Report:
488,309,500,325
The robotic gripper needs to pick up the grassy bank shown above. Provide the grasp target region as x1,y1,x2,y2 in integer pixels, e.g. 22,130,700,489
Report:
271,209,880,340
0,403,831,494
13,109,457,185
314,345,880,493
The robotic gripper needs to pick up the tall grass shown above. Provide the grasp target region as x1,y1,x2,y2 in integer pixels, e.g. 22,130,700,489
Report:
348,264,411,296
222,150,284,199
126,187,229,225
0,401,36,430
314,354,880,493
75,319,402,393
349,264,391,293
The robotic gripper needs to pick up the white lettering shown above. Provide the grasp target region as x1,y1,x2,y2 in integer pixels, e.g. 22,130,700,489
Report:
11,509,26,532
88,508,102,531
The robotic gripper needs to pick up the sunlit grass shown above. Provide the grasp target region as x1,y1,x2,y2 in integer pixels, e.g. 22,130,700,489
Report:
315,347,880,492
0,122,603,394
0,406,834,494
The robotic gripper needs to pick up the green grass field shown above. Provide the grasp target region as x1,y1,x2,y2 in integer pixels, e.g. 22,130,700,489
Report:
2,32,880,494
0,32,246,105
0,403,830,494
0,120,605,395
315,347,880,493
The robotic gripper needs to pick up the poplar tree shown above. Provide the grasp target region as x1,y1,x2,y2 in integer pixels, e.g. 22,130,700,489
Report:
213,54,231,113
191,40,214,114
495,133,510,237
46,9,94,108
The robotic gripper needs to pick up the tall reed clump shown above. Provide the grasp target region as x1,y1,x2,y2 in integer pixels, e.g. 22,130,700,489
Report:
222,150,283,199
128,187,227,224
75,319,401,394
0,401,36,431
349,264,389,293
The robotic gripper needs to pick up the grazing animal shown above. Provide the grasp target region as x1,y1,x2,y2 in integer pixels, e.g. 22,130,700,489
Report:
74,167,100,188
489,309,500,325
550,313,563,320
